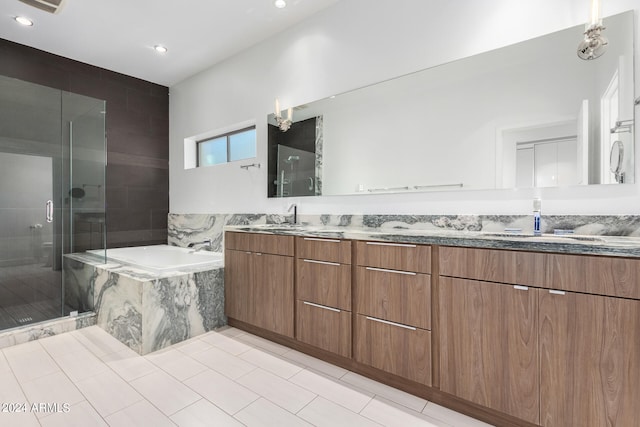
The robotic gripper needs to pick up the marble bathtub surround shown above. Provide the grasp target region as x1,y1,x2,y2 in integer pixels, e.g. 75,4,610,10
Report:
169,213,640,255
65,253,225,355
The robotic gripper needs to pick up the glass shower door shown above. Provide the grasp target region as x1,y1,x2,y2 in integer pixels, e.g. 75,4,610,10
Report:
0,75,64,329
0,75,106,330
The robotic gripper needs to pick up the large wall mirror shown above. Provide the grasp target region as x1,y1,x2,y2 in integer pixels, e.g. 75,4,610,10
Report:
268,11,635,197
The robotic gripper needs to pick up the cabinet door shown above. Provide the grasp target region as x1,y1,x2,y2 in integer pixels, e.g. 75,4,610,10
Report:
296,300,351,358
355,266,430,329
224,249,254,324
296,237,351,264
439,246,546,287
226,232,294,256
439,277,539,424
540,290,640,427
355,241,431,274
297,259,351,310
253,252,294,338
354,314,431,386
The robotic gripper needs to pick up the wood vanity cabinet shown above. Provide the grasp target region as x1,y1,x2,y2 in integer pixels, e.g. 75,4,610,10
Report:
353,241,432,386
539,289,640,427
439,276,539,424
295,237,352,358
439,246,640,427
224,232,294,338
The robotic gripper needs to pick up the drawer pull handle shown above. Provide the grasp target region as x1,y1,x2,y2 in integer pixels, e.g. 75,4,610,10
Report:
303,301,341,313
365,242,417,248
514,285,529,291
303,259,340,266
304,237,341,243
549,290,566,295
365,267,416,276
365,316,417,331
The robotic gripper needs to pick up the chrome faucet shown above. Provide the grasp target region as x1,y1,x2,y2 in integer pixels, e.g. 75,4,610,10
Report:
188,238,212,252
287,203,297,224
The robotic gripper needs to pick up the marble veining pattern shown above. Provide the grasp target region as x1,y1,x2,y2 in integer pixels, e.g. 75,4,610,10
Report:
0,313,96,350
169,213,640,255
226,223,640,258
66,252,226,355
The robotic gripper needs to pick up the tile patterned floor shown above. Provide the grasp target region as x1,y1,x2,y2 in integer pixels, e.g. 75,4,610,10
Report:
0,326,493,426
0,264,64,330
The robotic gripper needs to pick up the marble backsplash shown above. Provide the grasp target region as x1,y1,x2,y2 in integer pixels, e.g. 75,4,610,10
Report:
168,213,640,251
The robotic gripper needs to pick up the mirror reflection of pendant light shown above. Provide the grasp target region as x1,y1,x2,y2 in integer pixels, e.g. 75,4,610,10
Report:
577,0,608,60
274,98,293,132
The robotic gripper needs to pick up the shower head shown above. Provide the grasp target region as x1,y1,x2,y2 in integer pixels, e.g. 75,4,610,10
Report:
284,155,300,163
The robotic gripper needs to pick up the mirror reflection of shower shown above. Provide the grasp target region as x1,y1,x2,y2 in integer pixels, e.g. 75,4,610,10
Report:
267,116,322,197
275,145,315,197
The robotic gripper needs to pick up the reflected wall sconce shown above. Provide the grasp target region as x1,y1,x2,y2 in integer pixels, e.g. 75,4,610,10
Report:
274,98,293,132
577,0,608,60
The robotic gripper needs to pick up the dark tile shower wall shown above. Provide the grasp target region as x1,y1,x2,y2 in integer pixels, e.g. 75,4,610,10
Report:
0,38,169,248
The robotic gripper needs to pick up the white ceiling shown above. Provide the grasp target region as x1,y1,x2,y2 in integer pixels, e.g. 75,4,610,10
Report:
0,0,340,87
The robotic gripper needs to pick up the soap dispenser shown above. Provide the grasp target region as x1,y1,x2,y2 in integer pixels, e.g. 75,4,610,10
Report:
533,199,542,236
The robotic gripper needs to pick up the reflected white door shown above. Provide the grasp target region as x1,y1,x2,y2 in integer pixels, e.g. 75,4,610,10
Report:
576,100,589,184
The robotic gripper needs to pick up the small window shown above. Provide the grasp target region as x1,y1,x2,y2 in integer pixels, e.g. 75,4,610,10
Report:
197,127,256,167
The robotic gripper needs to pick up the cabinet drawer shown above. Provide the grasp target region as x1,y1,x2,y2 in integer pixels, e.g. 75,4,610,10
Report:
296,300,351,358
355,266,430,329
354,314,431,386
355,241,431,273
296,236,351,264
226,231,294,256
547,253,640,300
297,259,351,310
439,246,546,287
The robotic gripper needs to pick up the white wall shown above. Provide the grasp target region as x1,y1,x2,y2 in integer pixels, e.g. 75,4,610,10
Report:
170,0,640,216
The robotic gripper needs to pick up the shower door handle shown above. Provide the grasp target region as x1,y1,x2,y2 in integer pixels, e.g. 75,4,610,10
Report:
45,200,54,223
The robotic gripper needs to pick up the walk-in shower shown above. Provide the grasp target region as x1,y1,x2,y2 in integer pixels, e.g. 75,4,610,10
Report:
0,75,106,332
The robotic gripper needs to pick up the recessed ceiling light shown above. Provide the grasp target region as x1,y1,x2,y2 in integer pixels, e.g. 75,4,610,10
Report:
274,0,286,9
15,16,33,26
154,45,168,54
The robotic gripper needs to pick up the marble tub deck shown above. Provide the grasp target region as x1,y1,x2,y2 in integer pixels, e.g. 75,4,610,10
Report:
64,253,226,355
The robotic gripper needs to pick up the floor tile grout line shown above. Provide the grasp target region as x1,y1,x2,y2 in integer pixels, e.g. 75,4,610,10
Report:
338,373,429,413
3,327,490,426
0,344,49,426
100,394,157,421
237,351,305,380
293,394,320,416
42,329,166,422
277,354,347,379
177,365,260,418
285,367,375,414
82,335,195,423
29,335,118,424
230,367,320,416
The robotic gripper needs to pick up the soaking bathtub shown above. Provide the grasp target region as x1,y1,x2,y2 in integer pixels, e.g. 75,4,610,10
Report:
88,244,223,272
66,244,226,354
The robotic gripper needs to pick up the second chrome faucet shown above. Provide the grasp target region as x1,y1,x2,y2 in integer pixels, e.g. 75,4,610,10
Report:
188,238,212,252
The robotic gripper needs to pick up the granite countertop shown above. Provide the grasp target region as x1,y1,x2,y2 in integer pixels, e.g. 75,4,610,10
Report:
225,224,640,258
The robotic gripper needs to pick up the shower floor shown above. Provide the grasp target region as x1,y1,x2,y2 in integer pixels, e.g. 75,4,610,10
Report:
0,263,70,330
